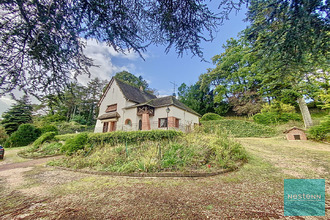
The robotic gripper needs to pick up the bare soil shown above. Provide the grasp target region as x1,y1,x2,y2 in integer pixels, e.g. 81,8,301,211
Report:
0,138,329,219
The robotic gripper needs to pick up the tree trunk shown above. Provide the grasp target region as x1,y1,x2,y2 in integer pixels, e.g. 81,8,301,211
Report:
297,97,313,128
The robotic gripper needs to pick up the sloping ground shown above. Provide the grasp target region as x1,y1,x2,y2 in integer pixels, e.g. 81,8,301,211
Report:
0,138,329,219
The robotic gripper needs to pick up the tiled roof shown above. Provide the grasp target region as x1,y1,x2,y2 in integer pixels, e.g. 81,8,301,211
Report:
134,96,201,116
97,112,121,120
115,78,157,103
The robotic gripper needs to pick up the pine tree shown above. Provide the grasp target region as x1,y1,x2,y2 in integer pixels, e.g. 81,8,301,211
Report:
1,95,33,135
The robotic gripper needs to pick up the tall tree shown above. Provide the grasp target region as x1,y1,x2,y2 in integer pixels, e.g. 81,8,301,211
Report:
1,95,33,135
0,0,237,97
114,71,155,94
178,82,215,115
244,0,329,127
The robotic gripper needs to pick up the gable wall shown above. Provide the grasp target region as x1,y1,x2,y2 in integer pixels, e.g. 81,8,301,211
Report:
94,80,137,133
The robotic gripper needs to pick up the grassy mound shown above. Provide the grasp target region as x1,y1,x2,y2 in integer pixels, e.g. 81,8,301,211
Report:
49,131,247,173
201,119,277,138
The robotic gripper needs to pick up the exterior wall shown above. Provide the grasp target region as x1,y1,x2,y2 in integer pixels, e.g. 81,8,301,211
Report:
151,105,199,132
286,129,307,140
94,80,137,133
94,81,200,133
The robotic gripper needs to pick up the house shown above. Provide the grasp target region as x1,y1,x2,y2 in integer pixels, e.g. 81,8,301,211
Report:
94,77,200,133
284,127,307,140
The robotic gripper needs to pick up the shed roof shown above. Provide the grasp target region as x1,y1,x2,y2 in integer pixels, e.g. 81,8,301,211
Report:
283,126,306,134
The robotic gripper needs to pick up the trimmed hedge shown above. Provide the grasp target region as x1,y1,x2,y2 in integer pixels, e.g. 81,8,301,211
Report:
201,113,223,121
88,130,183,145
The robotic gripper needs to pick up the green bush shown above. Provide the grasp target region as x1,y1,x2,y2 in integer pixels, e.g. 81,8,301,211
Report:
4,124,41,147
88,130,182,146
56,121,93,135
61,133,88,155
201,119,276,138
308,115,330,141
201,113,223,121
0,126,8,145
253,112,301,125
33,132,56,148
40,124,59,135
50,131,247,173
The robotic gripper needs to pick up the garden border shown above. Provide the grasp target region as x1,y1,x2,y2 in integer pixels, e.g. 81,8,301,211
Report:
51,162,244,178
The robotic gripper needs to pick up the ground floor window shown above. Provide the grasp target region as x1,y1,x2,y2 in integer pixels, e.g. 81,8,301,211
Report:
125,119,132,126
102,121,116,132
158,118,168,128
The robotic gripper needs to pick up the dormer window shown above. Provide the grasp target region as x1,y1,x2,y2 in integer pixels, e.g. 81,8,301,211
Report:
106,104,117,113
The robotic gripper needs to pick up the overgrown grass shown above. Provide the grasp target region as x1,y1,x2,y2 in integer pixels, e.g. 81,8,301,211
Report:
201,119,277,138
49,130,248,173
18,142,63,158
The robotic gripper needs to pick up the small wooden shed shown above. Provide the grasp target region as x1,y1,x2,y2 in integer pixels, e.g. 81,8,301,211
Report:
284,127,307,140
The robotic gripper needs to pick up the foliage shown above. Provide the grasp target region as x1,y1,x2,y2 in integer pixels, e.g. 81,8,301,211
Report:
40,125,59,135
0,0,233,97
0,126,8,145
308,116,330,141
88,130,183,146
178,82,215,115
200,119,276,138
19,142,63,158
33,132,56,148
50,131,247,173
4,124,41,148
261,102,296,114
200,113,223,121
253,101,301,125
71,115,87,125
253,112,301,125
61,133,89,156
1,95,33,135
228,91,263,116
56,121,94,135
114,71,154,94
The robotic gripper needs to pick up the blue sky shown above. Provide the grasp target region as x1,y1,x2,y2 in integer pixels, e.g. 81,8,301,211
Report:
0,5,249,116
106,8,249,96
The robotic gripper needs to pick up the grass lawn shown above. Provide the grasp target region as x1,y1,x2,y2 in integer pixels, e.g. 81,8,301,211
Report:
0,136,329,219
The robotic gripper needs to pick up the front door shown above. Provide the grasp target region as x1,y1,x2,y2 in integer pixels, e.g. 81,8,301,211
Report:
110,121,116,132
103,122,109,133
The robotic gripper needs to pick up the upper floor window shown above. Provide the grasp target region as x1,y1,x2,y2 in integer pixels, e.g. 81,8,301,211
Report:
106,104,117,112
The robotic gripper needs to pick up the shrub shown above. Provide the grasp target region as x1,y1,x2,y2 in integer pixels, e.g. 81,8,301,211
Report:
201,113,223,121
56,121,93,134
61,133,88,155
201,119,276,138
0,126,8,145
88,130,182,146
4,124,41,147
40,124,58,135
308,115,330,141
33,132,56,148
50,131,248,173
253,112,301,125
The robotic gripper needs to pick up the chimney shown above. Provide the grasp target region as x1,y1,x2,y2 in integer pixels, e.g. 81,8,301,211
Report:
139,86,143,91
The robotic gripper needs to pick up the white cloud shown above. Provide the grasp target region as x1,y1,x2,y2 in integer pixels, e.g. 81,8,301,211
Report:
76,39,142,86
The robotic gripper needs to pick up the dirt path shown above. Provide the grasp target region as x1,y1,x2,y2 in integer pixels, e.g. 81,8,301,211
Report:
0,138,329,219
0,156,62,171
